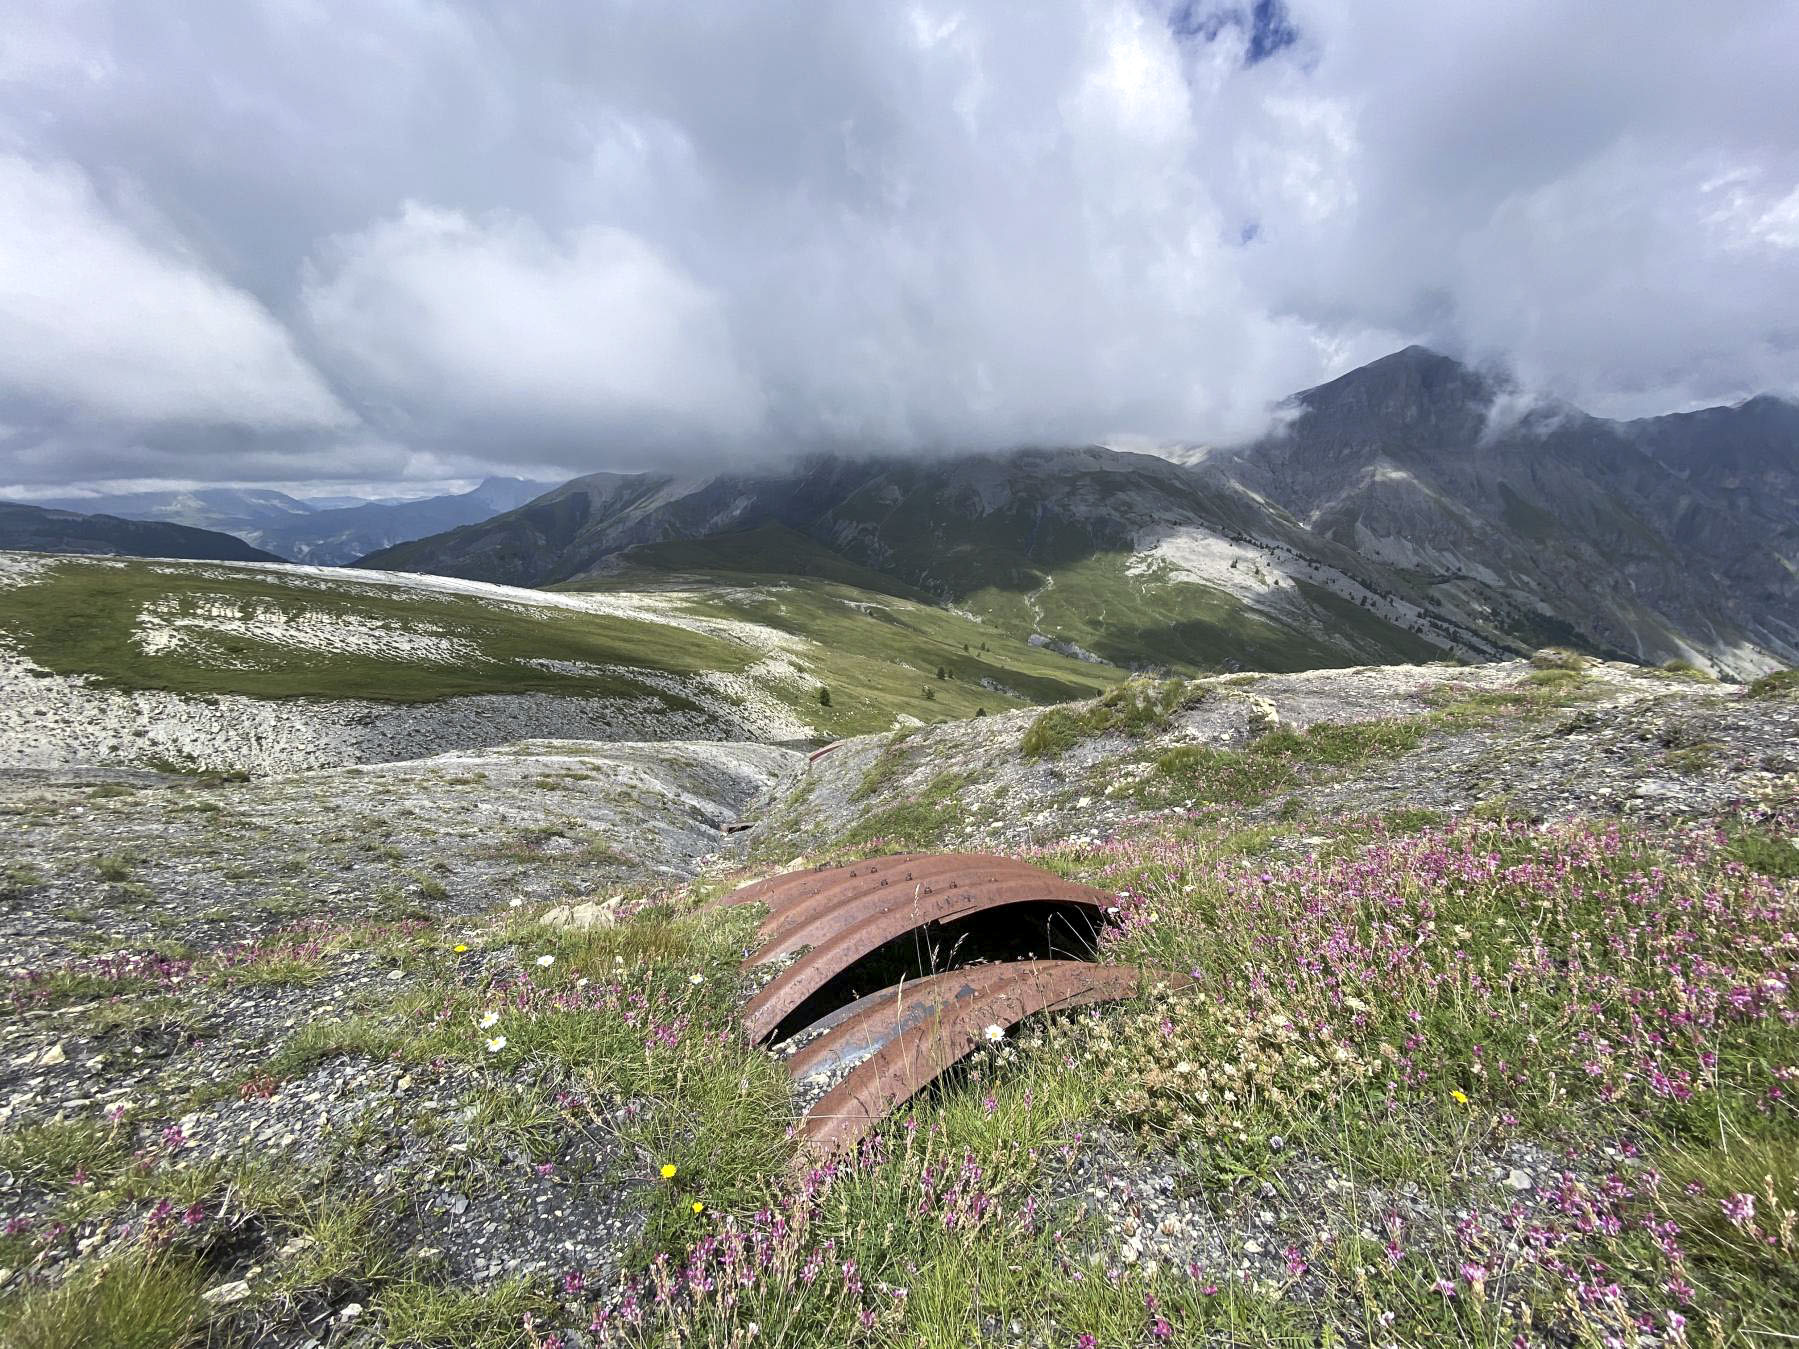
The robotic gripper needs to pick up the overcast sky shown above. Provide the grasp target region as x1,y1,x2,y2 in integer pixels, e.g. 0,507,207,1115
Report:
2,0,1797,495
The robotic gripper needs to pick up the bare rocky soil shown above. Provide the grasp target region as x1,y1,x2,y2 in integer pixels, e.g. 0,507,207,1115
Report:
779,658,1797,853
0,649,786,776
0,656,1792,1344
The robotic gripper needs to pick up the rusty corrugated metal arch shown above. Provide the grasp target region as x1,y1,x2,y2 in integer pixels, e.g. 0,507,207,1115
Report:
797,960,1191,1157
739,874,1111,1043
751,857,1079,964
702,852,940,914
704,853,1193,1156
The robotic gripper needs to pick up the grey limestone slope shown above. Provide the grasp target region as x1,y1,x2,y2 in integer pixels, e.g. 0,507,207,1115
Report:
1206,347,1799,678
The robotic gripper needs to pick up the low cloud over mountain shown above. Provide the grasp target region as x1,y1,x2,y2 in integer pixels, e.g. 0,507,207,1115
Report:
3,2,1797,494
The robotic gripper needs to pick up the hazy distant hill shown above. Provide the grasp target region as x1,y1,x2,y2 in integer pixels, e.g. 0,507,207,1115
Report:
33,487,316,533
35,478,555,565
0,500,282,562
243,478,555,564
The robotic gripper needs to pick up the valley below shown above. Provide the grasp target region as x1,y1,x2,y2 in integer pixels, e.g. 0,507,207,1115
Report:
1,543,1794,1347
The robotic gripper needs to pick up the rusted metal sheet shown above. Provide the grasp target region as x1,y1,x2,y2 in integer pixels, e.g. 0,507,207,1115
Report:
739,875,1110,1043
706,851,1038,916
749,866,1107,967
751,856,1063,956
700,853,934,913
784,963,1045,1081
753,853,1049,921
798,962,1191,1156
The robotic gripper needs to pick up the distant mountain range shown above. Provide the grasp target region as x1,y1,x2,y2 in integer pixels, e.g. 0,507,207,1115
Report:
359,349,1797,679
30,478,554,566
358,447,1495,675
0,501,282,562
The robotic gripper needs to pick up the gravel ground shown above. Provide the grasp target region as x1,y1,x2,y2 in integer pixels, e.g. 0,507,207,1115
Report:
0,640,800,776
0,655,1792,1343
772,659,1797,856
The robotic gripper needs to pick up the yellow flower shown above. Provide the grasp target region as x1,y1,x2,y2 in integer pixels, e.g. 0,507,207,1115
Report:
453,944,469,953
660,1164,677,1180
1450,1089,1469,1105
691,1200,705,1214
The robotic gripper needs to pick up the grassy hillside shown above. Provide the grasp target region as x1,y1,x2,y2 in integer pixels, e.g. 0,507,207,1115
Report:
0,557,745,706
0,553,1118,736
608,526,934,603
963,553,1444,671
614,524,1446,675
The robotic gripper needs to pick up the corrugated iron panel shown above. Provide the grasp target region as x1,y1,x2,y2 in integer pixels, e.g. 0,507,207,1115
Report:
750,857,1083,962
738,877,1110,1043
798,962,1190,1155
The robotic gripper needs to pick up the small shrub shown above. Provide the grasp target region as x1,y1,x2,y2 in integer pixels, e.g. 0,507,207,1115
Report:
1652,658,1716,682
1525,667,1585,687
376,1276,552,1348
1020,678,1204,758
1384,806,1445,833
839,772,969,851
1142,718,1426,808
95,853,135,882
0,1118,126,1184
1530,647,1587,671
852,730,914,801
816,685,831,707
1725,824,1799,879
1665,745,1720,775
1,1248,205,1349
1746,668,1799,700
1,863,42,900
1018,706,1083,758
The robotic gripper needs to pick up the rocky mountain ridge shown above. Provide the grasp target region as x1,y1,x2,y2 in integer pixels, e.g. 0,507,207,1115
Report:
1205,346,1798,675
362,447,1500,676
358,348,1797,680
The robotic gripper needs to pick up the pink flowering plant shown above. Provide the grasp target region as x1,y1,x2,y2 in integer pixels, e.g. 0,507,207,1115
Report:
580,811,1795,1345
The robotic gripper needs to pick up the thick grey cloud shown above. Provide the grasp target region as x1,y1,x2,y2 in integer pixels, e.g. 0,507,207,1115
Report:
1,0,1796,492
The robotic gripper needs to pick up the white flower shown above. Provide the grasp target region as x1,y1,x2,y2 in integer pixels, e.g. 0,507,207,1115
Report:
479,1011,500,1029
486,1035,507,1053
982,1024,1005,1043
689,973,705,986
536,954,555,968
576,977,590,989
509,897,523,908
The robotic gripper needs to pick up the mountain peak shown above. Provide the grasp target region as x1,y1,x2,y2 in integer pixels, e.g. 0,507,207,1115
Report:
1280,345,1499,452
1302,344,1489,400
